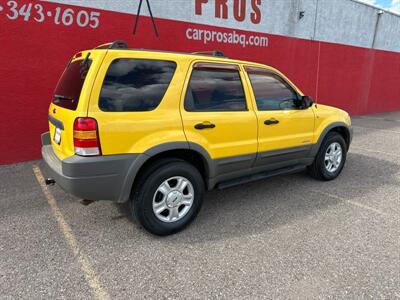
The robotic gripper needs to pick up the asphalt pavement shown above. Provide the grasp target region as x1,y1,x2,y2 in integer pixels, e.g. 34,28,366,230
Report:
1,112,399,299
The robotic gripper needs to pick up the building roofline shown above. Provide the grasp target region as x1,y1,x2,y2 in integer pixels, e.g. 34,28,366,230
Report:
350,0,400,17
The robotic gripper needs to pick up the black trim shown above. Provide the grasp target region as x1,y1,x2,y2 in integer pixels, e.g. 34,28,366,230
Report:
48,115,64,130
41,132,51,146
245,66,303,111
194,123,216,130
310,122,352,156
215,153,257,175
217,164,306,190
258,145,311,159
144,141,190,157
254,145,312,170
193,62,239,70
192,51,226,58
216,153,255,166
264,119,280,125
208,157,314,190
40,128,351,202
42,144,139,202
119,142,216,201
95,40,129,50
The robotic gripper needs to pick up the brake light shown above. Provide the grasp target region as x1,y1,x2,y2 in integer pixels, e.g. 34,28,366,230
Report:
73,118,101,156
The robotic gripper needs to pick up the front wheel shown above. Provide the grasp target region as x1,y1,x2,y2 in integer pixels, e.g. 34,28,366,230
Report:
308,132,347,181
131,159,205,236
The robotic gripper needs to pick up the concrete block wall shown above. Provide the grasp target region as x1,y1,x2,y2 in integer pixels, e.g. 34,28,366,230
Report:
261,0,400,52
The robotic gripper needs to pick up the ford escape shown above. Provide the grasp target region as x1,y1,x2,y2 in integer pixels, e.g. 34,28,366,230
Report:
41,41,353,235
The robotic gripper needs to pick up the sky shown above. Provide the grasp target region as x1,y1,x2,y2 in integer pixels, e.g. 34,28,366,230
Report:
358,0,400,14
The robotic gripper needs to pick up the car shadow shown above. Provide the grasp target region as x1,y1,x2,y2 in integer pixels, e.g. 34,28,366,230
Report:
115,151,399,242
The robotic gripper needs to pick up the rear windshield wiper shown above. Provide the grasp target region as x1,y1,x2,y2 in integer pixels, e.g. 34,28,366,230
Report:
54,95,74,102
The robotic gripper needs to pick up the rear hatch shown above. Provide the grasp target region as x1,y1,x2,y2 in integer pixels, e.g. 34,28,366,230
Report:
48,50,105,160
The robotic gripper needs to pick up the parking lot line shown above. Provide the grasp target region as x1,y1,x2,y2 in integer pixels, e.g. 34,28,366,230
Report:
308,189,387,216
352,125,400,134
357,116,400,123
279,178,388,217
351,147,400,158
32,165,110,300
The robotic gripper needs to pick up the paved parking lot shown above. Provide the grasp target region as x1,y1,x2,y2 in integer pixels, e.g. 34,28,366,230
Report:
1,112,399,299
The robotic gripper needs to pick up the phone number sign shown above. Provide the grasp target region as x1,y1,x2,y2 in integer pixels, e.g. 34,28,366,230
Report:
0,0,100,28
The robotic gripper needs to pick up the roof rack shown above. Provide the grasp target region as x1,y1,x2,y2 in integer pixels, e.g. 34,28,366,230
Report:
192,50,226,58
95,40,129,50
92,43,227,58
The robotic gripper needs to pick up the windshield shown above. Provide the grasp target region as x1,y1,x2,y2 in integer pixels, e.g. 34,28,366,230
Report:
53,58,92,110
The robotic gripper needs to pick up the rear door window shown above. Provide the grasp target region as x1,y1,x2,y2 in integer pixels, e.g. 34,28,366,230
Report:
184,65,247,112
99,59,177,112
53,59,91,110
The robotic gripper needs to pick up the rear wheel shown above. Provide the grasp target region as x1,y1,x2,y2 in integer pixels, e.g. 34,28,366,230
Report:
131,159,204,236
308,132,347,181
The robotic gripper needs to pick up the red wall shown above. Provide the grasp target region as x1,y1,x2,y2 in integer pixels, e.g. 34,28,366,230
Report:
1,1,399,164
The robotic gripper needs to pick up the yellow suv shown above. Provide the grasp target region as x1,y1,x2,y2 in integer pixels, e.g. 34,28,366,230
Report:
42,41,352,235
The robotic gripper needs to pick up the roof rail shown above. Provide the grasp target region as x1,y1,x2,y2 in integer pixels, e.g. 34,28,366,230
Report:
95,40,129,50
192,50,226,57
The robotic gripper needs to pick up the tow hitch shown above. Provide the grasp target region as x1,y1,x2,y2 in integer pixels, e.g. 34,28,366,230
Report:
45,178,56,186
80,199,96,206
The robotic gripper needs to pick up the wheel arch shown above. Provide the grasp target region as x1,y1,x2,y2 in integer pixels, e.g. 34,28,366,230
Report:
311,122,353,157
118,142,215,203
329,126,352,149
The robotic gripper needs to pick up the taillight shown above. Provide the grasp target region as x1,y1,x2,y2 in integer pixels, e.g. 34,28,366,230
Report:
73,118,101,156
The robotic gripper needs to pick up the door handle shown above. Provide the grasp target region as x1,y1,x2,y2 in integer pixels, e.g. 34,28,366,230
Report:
264,118,279,125
194,122,216,130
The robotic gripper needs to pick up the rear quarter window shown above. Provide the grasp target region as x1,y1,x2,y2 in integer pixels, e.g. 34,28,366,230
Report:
99,59,177,112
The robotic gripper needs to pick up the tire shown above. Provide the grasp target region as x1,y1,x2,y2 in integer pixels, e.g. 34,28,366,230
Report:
308,132,347,181
131,159,205,236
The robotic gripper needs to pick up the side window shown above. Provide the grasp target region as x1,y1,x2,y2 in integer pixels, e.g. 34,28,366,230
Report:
99,59,176,112
247,71,300,111
184,65,247,112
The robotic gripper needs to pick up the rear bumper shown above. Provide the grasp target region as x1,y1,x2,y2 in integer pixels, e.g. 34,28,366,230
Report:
41,132,139,202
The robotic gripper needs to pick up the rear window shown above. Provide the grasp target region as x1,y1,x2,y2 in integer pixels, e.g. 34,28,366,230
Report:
53,59,91,110
99,59,177,112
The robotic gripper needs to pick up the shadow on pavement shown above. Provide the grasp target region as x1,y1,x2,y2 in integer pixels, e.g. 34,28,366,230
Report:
113,151,399,243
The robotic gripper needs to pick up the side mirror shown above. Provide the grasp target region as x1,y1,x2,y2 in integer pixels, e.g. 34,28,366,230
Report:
302,96,314,109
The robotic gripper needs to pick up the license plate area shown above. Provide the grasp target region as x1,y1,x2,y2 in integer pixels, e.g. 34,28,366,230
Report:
54,127,62,145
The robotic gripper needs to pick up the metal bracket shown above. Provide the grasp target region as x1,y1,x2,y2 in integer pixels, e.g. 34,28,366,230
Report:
133,0,159,37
